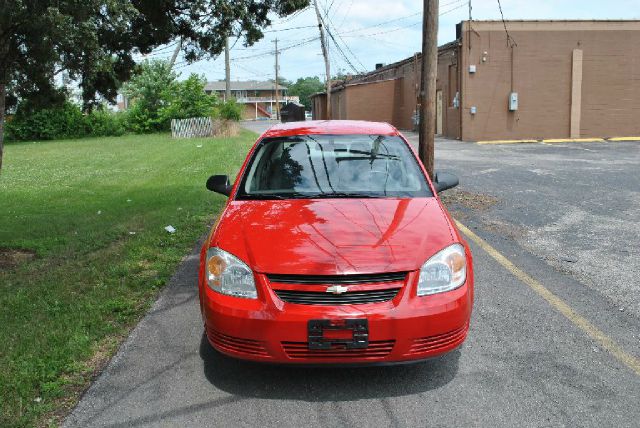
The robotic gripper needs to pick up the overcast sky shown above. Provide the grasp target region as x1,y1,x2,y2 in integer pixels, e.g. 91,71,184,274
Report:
155,0,640,83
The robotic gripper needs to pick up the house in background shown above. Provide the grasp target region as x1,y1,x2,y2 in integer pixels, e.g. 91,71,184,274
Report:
205,80,299,120
116,79,299,120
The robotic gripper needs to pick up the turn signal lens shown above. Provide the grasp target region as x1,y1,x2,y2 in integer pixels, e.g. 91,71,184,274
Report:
205,248,257,299
206,256,226,287
417,244,467,296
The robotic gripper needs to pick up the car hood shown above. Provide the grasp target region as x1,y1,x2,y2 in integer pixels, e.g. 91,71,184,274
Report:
213,198,454,275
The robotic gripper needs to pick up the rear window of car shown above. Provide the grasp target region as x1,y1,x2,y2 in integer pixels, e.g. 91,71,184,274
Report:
236,134,432,199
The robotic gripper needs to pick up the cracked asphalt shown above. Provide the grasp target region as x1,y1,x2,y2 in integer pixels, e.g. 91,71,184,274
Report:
65,124,640,427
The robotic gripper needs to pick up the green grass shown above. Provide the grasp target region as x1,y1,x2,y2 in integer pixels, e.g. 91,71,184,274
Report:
0,131,255,427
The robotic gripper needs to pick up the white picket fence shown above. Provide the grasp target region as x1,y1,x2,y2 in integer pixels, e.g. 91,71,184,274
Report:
171,117,215,138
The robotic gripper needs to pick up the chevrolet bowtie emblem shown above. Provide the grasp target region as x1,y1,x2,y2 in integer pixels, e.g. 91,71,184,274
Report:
326,285,349,294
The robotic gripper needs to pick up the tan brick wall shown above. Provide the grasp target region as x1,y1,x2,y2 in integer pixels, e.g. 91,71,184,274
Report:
314,21,640,141
311,94,326,120
459,21,640,141
344,79,398,125
437,45,461,139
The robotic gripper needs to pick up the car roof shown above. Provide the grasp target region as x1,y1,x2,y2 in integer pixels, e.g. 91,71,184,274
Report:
261,120,400,138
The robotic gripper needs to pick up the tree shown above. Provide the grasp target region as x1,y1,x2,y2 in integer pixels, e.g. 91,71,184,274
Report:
123,60,178,133
288,76,325,110
0,0,309,171
160,74,219,123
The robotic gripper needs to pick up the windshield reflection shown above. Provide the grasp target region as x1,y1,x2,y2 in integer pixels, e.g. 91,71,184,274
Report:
237,134,431,200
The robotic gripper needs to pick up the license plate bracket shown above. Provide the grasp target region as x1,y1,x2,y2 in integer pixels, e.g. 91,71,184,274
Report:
308,319,369,350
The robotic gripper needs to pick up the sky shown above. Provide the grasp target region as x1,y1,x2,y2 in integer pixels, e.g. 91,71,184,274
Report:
149,0,640,83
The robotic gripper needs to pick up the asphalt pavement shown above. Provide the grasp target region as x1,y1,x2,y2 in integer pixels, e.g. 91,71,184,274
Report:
65,123,640,427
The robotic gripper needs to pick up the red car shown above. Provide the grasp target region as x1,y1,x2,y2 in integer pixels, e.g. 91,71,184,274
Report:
199,120,473,365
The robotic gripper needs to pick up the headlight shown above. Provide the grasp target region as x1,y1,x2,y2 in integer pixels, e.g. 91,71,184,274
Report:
417,244,467,296
205,248,257,299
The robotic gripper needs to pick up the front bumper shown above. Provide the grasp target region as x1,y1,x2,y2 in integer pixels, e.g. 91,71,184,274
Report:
200,271,473,364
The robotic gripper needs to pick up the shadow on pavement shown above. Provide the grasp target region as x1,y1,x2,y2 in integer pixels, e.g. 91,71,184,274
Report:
199,333,460,400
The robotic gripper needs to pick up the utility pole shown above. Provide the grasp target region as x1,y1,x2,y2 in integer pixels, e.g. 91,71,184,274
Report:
419,0,439,179
225,37,231,102
313,0,331,120
169,38,182,69
273,38,280,121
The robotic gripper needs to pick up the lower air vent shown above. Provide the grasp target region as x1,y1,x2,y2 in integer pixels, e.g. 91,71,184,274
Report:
405,324,469,355
282,340,395,359
207,329,269,357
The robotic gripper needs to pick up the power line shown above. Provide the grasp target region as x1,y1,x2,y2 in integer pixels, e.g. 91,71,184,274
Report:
234,62,273,79
277,6,311,23
337,0,465,37
325,26,360,74
230,37,319,61
336,0,354,29
320,6,366,73
263,25,317,33
325,0,338,17
338,2,467,39
497,0,517,47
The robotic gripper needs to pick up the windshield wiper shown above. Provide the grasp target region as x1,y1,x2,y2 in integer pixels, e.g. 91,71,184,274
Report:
243,194,289,200
244,192,322,200
341,150,400,160
244,192,383,200
309,192,379,199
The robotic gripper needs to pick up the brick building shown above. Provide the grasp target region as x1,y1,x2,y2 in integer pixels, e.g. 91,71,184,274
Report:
312,20,640,141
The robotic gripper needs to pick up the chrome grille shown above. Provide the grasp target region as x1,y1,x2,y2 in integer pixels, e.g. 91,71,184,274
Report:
273,288,400,305
267,271,407,285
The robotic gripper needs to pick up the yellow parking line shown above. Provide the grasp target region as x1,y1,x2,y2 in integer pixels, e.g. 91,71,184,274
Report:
455,220,640,377
542,138,605,143
608,137,640,142
477,139,539,145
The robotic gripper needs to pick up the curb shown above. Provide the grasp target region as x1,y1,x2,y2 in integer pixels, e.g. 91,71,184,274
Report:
608,136,640,142
542,138,605,143
477,136,640,145
476,139,538,145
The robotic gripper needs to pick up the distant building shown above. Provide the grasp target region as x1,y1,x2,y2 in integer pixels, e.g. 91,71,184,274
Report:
116,79,300,120
205,80,299,120
116,93,129,111
312,20,640,141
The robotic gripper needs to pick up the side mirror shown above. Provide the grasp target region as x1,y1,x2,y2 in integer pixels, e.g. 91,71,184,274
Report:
206,175,232,196
434,171,459,193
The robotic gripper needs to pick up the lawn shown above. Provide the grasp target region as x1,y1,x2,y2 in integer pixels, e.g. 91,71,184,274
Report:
0,130,256,427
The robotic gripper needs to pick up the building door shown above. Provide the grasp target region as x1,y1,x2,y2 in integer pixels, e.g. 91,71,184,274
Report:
436,90,443,135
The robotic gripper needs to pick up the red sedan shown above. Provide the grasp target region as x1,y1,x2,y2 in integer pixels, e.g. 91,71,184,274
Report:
198,120,473,364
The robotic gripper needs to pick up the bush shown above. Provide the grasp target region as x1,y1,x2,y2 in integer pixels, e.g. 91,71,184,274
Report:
159,74,218,124
219,99,243,121
122,101,165,134
84,108,126,137
6,102,126,141
6,102,85,141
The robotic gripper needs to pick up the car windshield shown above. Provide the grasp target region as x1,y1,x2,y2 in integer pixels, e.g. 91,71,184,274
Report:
237,134,432,199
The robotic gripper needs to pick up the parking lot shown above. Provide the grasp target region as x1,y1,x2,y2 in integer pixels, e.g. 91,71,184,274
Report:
65,126,640,427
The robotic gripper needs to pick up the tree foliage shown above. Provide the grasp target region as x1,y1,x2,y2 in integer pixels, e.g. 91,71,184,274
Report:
160,75,218,123
0,0,309,169
219,99,244,121
122,60,178,133
288,76,325,109
122,60,221,133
